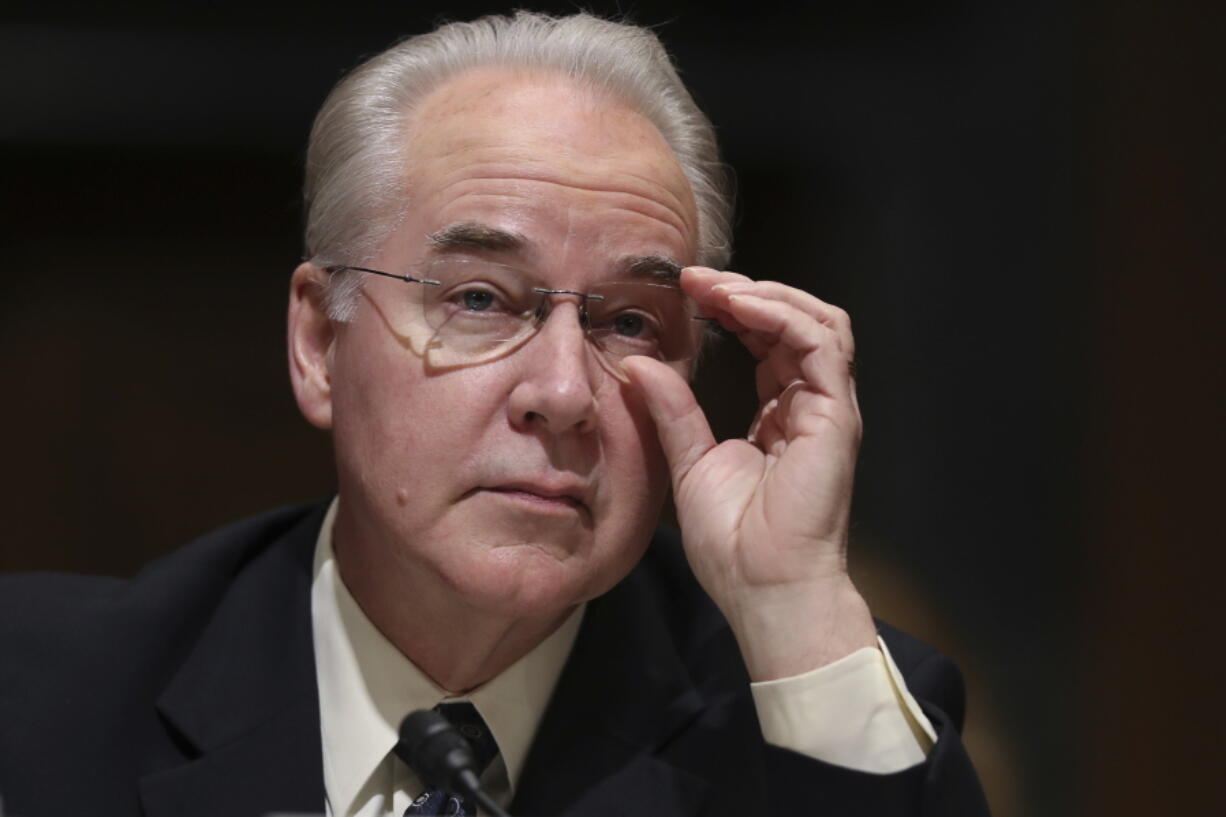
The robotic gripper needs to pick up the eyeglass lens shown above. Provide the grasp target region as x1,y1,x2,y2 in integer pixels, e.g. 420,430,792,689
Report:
382,258,704,372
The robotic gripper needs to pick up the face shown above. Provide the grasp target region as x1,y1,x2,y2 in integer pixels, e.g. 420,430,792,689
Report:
299,68,698,620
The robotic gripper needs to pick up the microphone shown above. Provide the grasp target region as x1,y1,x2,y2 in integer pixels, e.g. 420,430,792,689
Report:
398,709,512,817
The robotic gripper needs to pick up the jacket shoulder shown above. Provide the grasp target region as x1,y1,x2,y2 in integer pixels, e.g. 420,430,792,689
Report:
636,527,742,679
0,502,328,813
0,502,323,690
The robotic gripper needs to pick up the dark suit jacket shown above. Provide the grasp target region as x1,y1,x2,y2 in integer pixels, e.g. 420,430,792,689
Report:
0,503,990,816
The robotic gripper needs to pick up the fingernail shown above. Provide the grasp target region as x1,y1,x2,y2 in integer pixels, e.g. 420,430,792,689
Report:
713,282,753,294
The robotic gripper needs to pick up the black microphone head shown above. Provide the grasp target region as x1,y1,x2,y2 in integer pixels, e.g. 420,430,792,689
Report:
397,709,479,793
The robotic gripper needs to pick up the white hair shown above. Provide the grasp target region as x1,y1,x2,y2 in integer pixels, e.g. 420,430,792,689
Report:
303,11,733,320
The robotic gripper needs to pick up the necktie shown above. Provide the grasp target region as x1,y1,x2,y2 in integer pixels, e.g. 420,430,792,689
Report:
396,701,500,816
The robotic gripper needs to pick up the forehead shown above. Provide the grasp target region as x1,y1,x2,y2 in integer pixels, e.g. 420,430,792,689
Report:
397,67,698,264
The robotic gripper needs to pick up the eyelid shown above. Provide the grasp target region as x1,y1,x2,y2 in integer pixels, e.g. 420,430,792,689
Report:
587,304,664,339
448,280,514,305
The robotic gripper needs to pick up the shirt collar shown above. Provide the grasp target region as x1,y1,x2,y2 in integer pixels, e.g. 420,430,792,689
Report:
311,497,584,817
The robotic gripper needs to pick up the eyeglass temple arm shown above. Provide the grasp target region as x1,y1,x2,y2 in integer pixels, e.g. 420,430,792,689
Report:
329,265,441,287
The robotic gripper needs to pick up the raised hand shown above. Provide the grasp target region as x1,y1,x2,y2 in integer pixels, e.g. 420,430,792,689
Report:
622,266,877,681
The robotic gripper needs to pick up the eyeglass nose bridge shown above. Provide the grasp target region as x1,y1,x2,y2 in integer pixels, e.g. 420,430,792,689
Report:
522,286,632,383
529,286,606,333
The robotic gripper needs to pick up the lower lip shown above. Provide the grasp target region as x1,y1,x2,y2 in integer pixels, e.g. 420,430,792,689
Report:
484,489,583,514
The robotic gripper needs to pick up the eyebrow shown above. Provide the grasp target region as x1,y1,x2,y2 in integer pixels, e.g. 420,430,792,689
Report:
619,254,684,283
427,221,526,252
426,221,684,283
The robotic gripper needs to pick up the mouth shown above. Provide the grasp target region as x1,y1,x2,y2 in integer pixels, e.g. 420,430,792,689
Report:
478,482,589,515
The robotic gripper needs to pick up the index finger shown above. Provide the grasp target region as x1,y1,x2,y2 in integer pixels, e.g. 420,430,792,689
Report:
681,266,753,333
706,280,855,361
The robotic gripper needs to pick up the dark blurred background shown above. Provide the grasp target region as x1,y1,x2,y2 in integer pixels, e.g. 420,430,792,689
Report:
1,1,1221,815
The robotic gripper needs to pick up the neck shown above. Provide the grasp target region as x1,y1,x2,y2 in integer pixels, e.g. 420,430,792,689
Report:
332,511,572,693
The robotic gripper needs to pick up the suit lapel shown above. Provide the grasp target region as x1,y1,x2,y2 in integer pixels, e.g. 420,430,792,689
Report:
512,546,712,817
140,505,327,817
137,512,712,817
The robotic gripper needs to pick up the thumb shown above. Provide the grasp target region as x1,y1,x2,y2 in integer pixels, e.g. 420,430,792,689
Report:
620,356,716,490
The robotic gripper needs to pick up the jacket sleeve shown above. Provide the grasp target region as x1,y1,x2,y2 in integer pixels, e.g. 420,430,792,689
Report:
760,645,993,816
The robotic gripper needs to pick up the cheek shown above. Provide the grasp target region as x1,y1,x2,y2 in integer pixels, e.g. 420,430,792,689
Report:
333,337,409,449
606,379,671,523
574,394,667,601
621,367,668,458
329,324,474,496
630,405,668,494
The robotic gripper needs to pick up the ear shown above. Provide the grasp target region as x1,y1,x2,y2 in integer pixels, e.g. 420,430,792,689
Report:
288,262,336,430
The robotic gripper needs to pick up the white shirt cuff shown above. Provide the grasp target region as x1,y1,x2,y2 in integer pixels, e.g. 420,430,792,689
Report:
749,636,938,773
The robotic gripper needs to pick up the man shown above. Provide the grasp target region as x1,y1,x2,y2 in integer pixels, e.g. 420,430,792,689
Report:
0,12,989,816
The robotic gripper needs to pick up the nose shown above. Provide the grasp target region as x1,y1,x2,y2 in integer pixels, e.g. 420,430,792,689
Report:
507,300,599,435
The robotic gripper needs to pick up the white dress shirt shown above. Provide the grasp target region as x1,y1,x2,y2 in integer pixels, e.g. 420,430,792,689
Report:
311,498,936,816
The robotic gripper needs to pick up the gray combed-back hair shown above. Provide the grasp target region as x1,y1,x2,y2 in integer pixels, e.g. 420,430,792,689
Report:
303,11,733,320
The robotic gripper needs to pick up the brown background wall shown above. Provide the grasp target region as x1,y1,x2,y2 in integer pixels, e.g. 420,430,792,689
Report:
1083,2,1224,814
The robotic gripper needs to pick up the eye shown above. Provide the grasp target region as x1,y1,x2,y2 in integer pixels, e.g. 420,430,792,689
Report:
583,280,697,361
461,288,496,312
443,283,513,316
594,307,664,357
611,311,648,337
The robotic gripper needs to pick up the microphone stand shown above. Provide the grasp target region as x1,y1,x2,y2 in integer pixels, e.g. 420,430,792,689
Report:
398,710,513,817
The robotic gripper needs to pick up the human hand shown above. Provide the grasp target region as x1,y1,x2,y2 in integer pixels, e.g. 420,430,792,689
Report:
621,267,877,681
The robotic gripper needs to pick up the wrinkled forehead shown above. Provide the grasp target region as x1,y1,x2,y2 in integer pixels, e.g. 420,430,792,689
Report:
399,67,699,259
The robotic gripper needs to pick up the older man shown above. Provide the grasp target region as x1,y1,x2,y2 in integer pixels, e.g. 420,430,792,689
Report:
0,12,988,817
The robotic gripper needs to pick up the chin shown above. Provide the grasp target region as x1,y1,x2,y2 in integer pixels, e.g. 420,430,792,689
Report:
440,537,640,620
